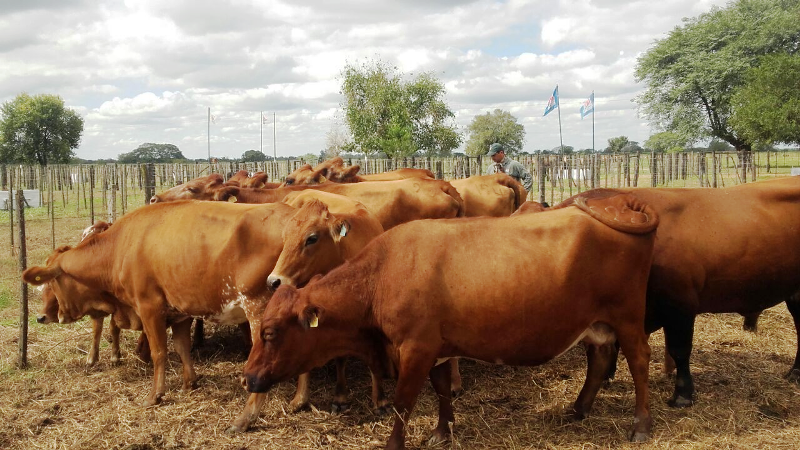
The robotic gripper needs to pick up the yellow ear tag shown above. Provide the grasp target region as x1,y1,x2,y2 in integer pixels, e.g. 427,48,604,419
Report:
309,315,319,328
228,196,238,203
35,276,41,281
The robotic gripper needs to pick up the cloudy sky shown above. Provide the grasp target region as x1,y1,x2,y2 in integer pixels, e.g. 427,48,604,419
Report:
0,0,729,160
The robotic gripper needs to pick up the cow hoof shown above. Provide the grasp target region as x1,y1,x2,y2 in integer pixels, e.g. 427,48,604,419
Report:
373,404,391,416
668,395,693,408
571,409,588,421
289,398,309,413
426,428,451,447
451,387,463,398
629,430,650,442
331,402,350,414
785,368,800,383
86,357,98,366
111,356,121,366
141,395,163,407
183,378,200,391
602,377,614,388
225,424,246,435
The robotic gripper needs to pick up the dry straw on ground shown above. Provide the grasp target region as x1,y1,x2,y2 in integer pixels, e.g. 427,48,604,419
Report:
2,302,799,449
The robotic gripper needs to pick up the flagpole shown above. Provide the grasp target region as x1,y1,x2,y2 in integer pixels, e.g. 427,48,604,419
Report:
273,112,277,161
260,111,263,155
556,85,564,155
592,91,595,153
207,107,211,164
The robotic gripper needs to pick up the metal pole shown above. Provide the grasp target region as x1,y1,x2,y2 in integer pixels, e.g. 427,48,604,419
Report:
260,111,263,155
273,112,277,161
592,90,595,153
17,190,28,369
208,107,211,164
556,85,564,155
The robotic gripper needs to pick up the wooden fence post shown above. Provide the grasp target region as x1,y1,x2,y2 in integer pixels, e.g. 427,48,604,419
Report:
17,190,28,369
89,166,95,224
537,155,546,203
9,169,14,256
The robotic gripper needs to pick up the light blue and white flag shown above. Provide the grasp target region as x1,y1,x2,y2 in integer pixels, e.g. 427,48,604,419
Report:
543,86,559,117
580,92,595,119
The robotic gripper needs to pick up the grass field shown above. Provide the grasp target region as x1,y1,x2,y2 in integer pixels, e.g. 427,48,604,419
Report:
1,164,799,449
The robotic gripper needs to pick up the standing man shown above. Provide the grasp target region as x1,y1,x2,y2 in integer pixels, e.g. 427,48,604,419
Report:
486,143,533,192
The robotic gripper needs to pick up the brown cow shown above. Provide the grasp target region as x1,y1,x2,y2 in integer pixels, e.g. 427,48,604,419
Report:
450,173,527,217
240,193,659,447
326,163,434,183
226,170,250,186
553,176,800,407
155,178,464,230
282,158,346,186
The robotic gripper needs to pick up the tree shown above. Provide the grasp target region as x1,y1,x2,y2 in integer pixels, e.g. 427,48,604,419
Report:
708,139,733,153
0,93,84,165
635,0,800,152
464,109,525,156
241,150,267,162
117,143,185,163
645,131,686,153
340,59,461,159
730,53,800,146
605,136,633,153
325,122,352,158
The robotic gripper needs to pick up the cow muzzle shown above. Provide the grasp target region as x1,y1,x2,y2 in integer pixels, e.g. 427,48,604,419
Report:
149,195,160,204
36,315,47,324
245,373,272,393
266,274,283,290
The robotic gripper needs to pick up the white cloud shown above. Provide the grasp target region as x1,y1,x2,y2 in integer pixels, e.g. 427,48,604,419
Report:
0,0,731,159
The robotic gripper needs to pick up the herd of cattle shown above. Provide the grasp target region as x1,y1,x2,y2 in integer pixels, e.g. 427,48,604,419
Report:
22,156,800,449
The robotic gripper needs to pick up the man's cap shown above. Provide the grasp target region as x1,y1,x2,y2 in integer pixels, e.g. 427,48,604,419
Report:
488,143,504,156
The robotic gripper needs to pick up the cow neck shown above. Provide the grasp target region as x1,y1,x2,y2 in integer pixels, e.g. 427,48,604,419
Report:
237,186,310,203
306,252,381,329
59,234,115,293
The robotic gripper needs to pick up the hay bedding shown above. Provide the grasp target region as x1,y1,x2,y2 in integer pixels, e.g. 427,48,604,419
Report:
2,302,800,450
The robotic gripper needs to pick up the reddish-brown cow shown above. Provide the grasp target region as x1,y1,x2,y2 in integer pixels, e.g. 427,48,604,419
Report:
241,193,659,448
450,173,527,217
550,177,800,407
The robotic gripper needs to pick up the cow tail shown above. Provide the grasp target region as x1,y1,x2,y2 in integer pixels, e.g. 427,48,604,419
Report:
573,193,659,235
495,174,526,210
441,181,466,217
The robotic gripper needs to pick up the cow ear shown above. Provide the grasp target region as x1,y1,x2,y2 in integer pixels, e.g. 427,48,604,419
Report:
311,167,328,184
214,186,240,202
343,165,360,179
331,219,350,242
206,173,224,188
299,304,324,329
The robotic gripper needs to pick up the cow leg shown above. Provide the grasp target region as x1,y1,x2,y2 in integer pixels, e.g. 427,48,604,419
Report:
450,357,463,397
663,342,676,375
617,326,652,442
171,318,198,391
229,393,268,433
110,317,122,365
742,311,760,333
603,341,621,384
238,322,252,348
426,359,454,447
136,333,152,364
87,316,103,366
289,372,312,412
785,294,800,382
572,343,616,420
139,309,169,407
368,360,390,415
332,358,350,413
192,319,204,350
386,349,436,450
663,313,696,408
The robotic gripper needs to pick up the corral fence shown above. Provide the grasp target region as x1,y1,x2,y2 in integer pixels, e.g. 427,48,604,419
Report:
2,150,799,254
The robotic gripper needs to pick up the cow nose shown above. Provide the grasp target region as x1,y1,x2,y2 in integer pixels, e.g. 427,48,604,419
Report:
267,275,281,290
149,195,159,204
36,315,47,324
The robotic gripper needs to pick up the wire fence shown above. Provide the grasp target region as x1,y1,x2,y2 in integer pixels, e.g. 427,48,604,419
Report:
2,150,799,255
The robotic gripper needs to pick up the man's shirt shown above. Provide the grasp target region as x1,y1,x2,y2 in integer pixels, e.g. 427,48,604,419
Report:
487,156,533,192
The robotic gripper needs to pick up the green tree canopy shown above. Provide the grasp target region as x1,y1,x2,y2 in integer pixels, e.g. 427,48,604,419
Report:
340,60,461,158
645,131,687,153
635,0,800,152
118,143,185,163
464,109,525,156
730,53,800,146
605,136,635,153
241,150,267,162
0,93,84,165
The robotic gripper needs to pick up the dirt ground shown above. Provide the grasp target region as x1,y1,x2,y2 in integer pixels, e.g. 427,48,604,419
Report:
1,301,799,450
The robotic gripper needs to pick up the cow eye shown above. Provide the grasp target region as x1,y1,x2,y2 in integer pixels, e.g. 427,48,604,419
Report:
187,186,199,194
261,327,276,342
285,179,294,185
305,234,318,246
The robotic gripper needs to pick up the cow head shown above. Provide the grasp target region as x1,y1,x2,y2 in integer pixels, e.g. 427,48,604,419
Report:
326,164,361,183
28,246,115,324
267,200,349,290
150,173,226,203
244,284,327,393
227,170,250,186
282,164,329,186
242,171,269,188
